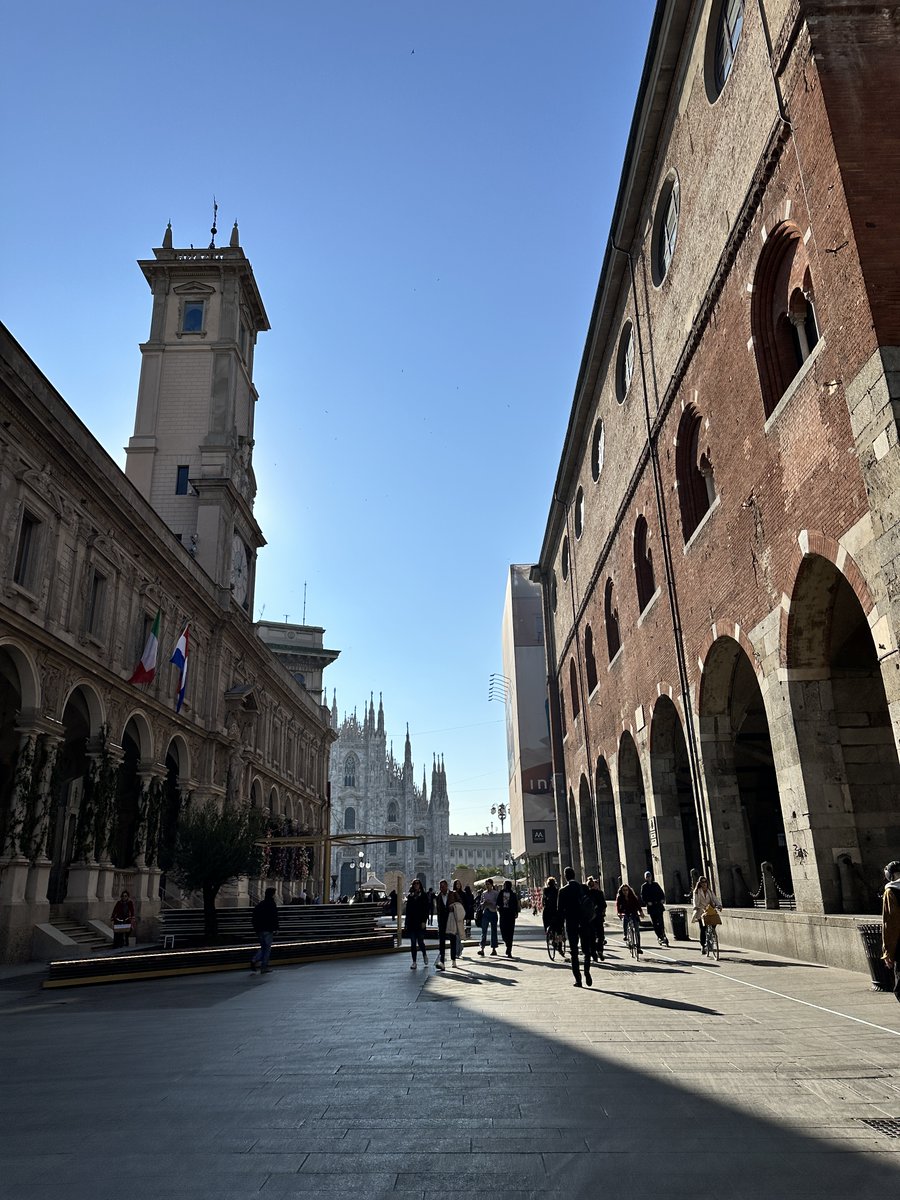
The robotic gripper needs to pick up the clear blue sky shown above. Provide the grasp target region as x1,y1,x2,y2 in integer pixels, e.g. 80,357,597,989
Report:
1,1,655,833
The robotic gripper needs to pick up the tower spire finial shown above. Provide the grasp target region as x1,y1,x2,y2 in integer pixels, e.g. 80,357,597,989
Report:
209,196,218,249
230,219,239,248
162,220,173,249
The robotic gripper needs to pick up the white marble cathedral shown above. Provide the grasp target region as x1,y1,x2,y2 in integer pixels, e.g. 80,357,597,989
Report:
327,694,450,896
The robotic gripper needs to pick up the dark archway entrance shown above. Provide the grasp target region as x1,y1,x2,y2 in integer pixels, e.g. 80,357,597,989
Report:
112,720,141,868
158,741,184,873
566,788,582,878
0,650,22,854
649,697,702,900
699,637,791,906
788,555,900,911
578,773,600,880
595,757,620,896
617,733,651,887
47,689,91,903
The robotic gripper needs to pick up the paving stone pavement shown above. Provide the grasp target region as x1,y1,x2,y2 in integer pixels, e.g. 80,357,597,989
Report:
2,915,900,1199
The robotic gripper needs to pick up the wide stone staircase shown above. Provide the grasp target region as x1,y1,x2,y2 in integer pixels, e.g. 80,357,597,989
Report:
32,907,113,961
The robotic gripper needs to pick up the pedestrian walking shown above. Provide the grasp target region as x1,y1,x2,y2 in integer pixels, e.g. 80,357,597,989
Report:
111,889,135,949
558,866,593,987
498,880,520,957
477,878,500,956
405,879,429,969
881,861,900,1002
691,876,722,955
586,877,607,961
447,888,467,965
434,879,454,969
427,887,436,927
640,871,669,947
250,886,279,974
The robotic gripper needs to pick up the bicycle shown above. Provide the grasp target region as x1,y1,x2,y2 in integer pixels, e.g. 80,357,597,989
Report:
624,913,642,960
703,920,720,961
546,924,567,961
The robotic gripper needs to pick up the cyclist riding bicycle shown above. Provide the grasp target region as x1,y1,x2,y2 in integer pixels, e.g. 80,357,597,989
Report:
691,876,722,955
542,876,563,952
615,883,643,957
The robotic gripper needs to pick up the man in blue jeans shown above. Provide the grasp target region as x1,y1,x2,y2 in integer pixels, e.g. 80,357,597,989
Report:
477,878,500,956
250,887,279,974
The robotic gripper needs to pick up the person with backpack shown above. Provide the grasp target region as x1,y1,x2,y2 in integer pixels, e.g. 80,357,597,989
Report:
557,866,593,987
497,880,520,958
250,887,280,974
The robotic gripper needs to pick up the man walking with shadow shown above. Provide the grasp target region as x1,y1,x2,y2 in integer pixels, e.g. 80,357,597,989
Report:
434,878,454,970
558,866,592,988
250,887,279,974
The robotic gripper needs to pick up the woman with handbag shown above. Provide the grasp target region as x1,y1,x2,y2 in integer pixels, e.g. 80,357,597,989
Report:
446,888,467,964
111,889,135,949
691,876,722,955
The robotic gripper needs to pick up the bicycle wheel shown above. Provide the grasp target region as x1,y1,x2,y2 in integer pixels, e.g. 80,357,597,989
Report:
626,918,638,960
707,926,720,961
546,928,557,961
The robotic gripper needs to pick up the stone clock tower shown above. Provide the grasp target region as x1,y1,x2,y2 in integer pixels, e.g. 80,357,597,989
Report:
125,221,269,614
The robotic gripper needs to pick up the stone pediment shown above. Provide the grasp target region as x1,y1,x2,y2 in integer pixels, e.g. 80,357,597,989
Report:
173,281,216,296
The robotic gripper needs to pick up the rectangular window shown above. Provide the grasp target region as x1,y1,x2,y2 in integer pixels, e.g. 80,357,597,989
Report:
13,511,39,588
87,570,107,637
175,465,190,495
182,301,205,333
388,841,397,855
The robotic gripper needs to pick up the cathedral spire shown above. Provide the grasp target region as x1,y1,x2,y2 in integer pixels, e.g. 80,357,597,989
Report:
421,765,427,804
377,692,384,737
404,724,412,767
331,690,338,731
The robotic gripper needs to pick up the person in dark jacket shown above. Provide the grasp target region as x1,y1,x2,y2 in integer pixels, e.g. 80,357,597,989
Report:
405,879,430,969
586,877,607,962
497,880,520,958
250,887,280,974
434,879,455,969
641,871,669,946
616,884,643,956
111,889,135,949
557,866,592,987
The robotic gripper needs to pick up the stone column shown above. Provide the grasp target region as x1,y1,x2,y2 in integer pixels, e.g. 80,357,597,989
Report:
25,731,63,909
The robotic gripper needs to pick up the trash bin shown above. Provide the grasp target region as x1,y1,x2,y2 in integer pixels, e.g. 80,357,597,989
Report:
858,923,893,992
668,907,688,941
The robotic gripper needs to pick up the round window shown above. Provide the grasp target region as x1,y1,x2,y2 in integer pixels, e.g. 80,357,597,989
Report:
591,419,605,481
706,0,745,102
574,487,585,540
616,322,635,402
551,571,558,613
561,536,570,581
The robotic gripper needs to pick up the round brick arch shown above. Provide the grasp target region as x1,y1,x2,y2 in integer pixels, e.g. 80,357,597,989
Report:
696,621,765,714
781,530,877,669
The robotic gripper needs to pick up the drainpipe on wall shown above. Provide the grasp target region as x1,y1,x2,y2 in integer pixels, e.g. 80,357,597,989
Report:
611,237,716,887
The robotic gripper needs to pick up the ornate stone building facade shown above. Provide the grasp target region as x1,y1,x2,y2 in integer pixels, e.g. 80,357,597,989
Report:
0,226,335,963
328,695,450,896
535,0,900,965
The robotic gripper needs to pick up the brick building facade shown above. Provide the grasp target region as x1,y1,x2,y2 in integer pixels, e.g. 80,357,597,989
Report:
535,0,900,935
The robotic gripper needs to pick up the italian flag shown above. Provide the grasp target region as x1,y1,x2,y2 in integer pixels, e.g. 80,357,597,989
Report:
128,609,160,684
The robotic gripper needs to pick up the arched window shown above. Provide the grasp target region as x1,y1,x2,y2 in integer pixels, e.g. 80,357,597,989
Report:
676,405,715,542
584,625,598,694
591,419,605,481
616,323,635,402
569,658,580,721
561,536,570,581
653,175,680,284
752,222,820,417
344,806,356,832
634,515,657,611
574,488,585,539
343,753,358,788
388,840,398,855
560,684,568,737
387,800,398,823
604,579,621,662
710,0,745,97
416,834,425,854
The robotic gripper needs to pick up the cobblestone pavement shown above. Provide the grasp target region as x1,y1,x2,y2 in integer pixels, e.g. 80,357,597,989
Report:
3,915,900,1199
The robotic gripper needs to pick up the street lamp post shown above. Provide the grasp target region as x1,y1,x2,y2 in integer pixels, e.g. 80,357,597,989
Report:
504,853,518,888
357,850,371,896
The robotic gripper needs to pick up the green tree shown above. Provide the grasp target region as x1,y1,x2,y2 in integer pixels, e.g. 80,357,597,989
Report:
170,800,266,942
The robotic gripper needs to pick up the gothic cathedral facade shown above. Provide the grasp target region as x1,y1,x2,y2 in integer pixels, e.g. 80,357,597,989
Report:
328,695,450,897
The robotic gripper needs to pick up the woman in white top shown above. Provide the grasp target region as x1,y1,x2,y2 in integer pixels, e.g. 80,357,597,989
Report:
691,876,721,956
446,889,467,965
